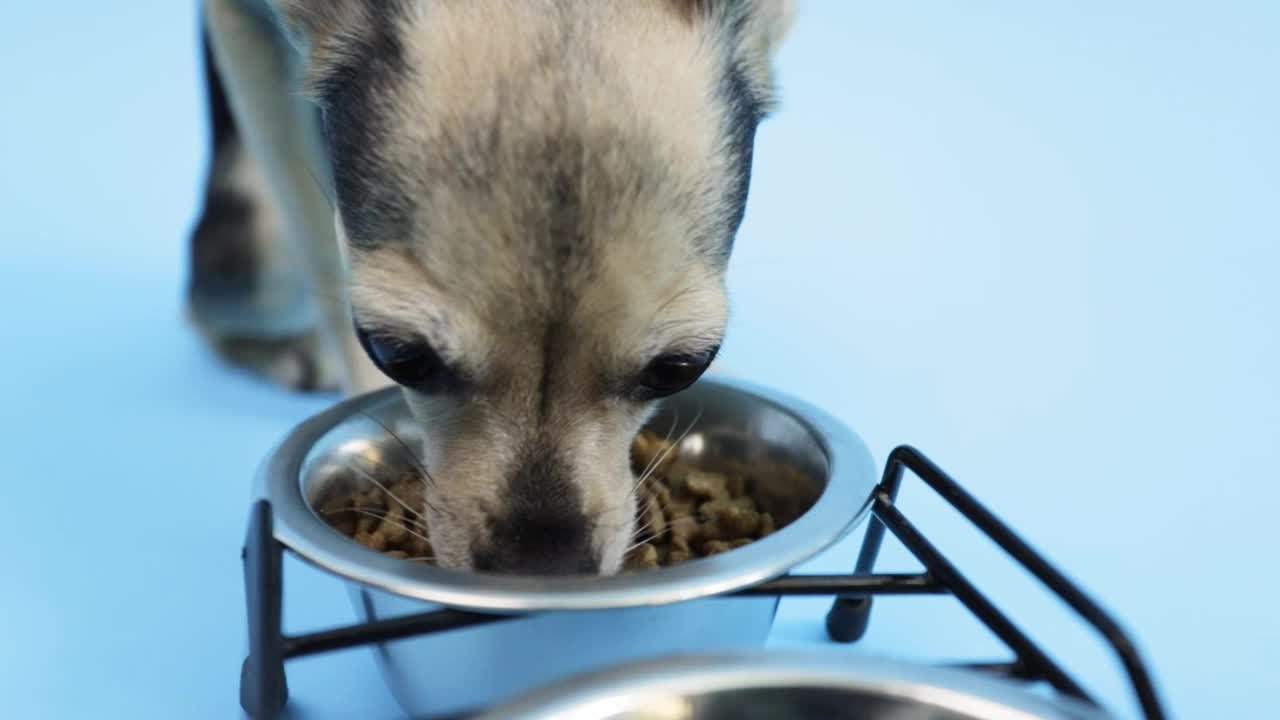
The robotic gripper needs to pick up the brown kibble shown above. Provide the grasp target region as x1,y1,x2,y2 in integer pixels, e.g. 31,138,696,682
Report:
632,431,676,475
654,483,673,507
407,536,432,559
322,429,799,571
317,494,350,517
356,513,379,534
759,512,777,537
685,470,730,502
664,496,697,519
702,540,732,555
356,489,383,510
354,531,384,552
662,465,690,495
624,543,660,571
393,491,417,514
751,464,816,527
631,432,656,471
670,535,691,555
696,522,723,542
668,515,700,544
378,503,409,544
641,492,666,539
700,500,761,539
665,535,686,558
726,472,747,499
697,498,730,518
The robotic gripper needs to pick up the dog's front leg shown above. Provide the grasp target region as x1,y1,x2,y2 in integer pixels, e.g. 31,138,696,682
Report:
202,0,387,396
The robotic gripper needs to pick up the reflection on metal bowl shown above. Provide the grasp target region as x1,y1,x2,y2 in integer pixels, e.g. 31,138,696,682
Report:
479,651,1108,720
256,376,878,716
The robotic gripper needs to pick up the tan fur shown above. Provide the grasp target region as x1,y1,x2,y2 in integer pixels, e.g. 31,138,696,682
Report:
207,0,792,574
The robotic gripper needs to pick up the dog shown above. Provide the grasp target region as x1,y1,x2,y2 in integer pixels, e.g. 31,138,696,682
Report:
188,0,794,575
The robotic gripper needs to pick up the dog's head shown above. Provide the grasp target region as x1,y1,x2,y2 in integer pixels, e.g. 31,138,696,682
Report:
282,0,792,574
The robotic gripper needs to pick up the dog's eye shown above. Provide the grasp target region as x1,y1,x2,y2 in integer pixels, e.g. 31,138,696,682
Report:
354,325,454,393
634,347,719,401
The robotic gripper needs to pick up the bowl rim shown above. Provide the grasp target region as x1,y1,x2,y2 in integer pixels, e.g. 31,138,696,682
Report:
255,374,879,612
472,650,1109,720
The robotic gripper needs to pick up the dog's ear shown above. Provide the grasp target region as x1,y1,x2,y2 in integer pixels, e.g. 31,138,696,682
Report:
273,0,380,81
735,0,797,63
670,0,796,113
275,1,363,46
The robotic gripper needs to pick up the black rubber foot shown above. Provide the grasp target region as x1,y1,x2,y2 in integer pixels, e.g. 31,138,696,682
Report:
826,595,873,643
241,655,288,720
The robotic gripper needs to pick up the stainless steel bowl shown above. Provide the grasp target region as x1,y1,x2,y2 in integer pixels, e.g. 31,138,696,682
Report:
256,375,879,716
477,651,1108,720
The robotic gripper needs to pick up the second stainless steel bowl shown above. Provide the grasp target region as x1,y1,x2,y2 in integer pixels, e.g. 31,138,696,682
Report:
477,651,1107,720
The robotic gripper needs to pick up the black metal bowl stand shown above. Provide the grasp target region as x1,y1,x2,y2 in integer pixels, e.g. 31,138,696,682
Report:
240,446,1168,720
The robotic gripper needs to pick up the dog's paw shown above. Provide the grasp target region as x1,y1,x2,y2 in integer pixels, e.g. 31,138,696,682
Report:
186,138,315,340
196,329,344,393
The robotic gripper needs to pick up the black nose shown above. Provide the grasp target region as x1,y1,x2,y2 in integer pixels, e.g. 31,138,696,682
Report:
472,509,599,575
473,450,600,575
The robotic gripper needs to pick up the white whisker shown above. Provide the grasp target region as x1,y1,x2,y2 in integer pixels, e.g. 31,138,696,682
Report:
346,463,449,521
634,402,704,495
637,408,681,483
357,409,442,490
322,507,434,547
623,525,673,557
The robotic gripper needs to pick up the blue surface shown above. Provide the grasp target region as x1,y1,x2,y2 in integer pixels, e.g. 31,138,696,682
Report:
2,2,1277,718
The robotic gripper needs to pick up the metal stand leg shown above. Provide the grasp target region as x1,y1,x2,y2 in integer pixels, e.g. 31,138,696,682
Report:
240,500,288,719
825,455,907,642
231,444,1166,719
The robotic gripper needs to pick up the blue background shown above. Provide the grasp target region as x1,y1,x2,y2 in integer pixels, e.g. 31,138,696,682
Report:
2,2,1276,718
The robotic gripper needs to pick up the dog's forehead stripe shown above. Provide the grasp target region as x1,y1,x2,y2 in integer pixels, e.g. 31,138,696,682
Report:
316,1,767,259
316,0,415,250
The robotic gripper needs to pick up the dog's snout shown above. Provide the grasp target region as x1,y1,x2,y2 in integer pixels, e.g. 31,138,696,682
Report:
471,450,600,575
473,508,598,576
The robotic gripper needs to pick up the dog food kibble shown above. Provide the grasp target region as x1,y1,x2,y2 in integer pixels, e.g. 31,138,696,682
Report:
317,429,809,571
620,430,802,571
317,472,435,562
